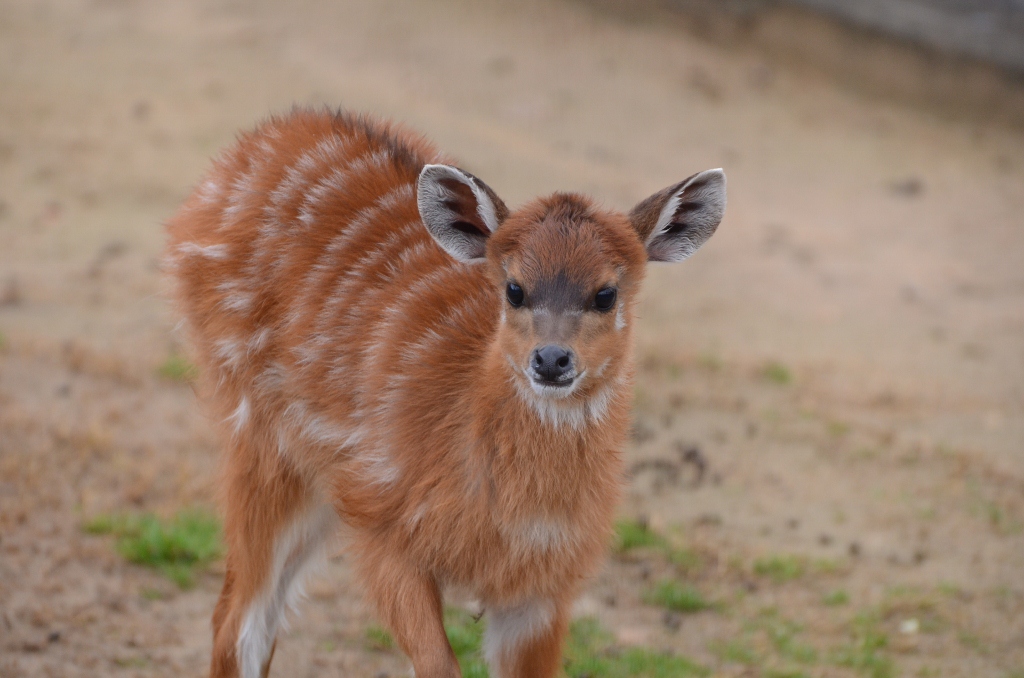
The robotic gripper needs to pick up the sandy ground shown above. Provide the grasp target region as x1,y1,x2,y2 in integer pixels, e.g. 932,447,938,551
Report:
1,0,1023,676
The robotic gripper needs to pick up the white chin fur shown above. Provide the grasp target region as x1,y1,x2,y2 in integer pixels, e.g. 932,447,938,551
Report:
511,365,620,430
526,370,583,400
508,356,618,429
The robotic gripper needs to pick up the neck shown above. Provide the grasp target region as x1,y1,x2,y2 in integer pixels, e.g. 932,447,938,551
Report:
465,341,632,523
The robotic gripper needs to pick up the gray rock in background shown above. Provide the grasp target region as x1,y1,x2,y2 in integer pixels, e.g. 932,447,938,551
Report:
786,0,1024,72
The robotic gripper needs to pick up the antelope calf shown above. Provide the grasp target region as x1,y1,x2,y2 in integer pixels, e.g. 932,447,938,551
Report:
165,108,725,678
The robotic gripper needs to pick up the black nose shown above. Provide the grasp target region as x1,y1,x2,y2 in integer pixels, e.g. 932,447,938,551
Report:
531,345,574,382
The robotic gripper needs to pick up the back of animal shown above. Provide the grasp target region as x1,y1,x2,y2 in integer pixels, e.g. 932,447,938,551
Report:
166,110,495,483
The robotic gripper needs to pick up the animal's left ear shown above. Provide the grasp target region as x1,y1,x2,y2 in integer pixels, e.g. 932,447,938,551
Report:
629,169,726,262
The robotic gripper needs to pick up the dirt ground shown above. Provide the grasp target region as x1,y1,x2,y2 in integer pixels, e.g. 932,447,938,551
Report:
1,0,1023,676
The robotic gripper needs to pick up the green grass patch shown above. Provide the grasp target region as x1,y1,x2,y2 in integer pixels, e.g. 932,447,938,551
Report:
697,352,723,372
812,558,844,575
644,580,713,613
880,588,945,634
826,420,851,437
613,520,703,575
444,607,488,678
753,555,806,583
958,631,986,653
613,519,668,553
157,354,198,382
749,610,817,665
987,502,1022,534
830,612,894,678
823,589,850,606
84,509,221,588
668,547,702,573
612,648,708,678
762,362,792,384
365,625,394,651
140,587,166,601
710,639,759,665
718,609,825,675
714,610,829,675
768,626,817,664
565,617,709,677
386,612,707,678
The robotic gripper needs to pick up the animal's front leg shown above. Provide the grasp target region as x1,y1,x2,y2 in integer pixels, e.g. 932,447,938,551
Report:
356,543,460,678
483,598,568,678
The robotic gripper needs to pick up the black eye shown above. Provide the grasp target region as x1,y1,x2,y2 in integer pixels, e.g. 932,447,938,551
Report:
506,282,524,307
594,287,617,311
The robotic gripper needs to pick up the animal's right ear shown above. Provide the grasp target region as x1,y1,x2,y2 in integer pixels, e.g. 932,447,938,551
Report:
417,164,508,262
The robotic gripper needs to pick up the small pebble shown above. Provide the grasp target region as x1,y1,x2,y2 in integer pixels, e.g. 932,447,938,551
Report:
0,277,21,306
899,618,919,635
888,177,924,197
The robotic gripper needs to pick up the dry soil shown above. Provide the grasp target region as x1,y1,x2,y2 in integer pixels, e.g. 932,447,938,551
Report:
1,1,1023,676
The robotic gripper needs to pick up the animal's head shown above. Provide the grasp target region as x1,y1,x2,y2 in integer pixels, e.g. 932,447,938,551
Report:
417,164,725,418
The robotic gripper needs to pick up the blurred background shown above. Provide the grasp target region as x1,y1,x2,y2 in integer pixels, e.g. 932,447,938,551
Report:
1,0,1023,676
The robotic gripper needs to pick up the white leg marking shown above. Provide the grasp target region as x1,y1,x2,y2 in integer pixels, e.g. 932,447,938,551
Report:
236,502,338,678
484,599,556,677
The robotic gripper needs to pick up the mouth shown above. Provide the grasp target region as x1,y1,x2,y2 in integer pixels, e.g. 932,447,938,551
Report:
531,375,574,389
525,368,585,398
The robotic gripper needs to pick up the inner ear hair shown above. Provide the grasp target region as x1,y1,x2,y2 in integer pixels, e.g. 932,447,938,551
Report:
629,183,680,245
629,168,726,263
461,169,509,229
417,164,508,262
437,176,492,236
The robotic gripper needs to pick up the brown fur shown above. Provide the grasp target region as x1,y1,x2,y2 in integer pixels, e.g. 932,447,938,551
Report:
164,107,723,678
